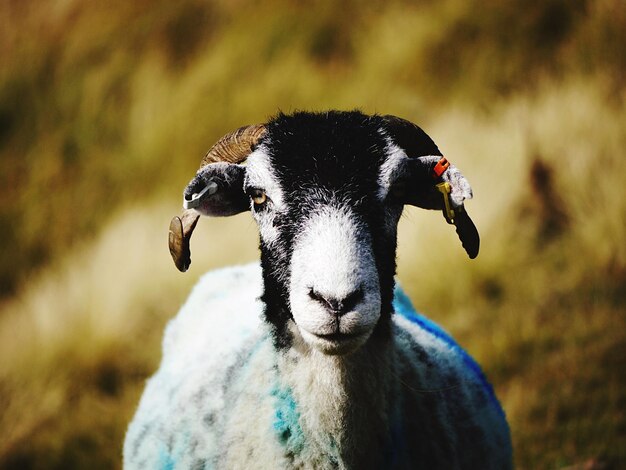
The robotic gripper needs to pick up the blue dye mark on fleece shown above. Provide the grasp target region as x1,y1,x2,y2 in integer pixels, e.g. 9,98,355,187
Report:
392,285,505,418
158,446,176,470
157,431,198,470
271,384,306,455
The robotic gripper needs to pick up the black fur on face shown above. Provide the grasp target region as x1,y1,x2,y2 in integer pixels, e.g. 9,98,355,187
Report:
178,110,475,348
253,111,405,349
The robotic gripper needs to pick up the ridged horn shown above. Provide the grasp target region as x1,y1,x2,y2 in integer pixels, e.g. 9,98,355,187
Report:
200,124,267,167
169,209,200,272
169,123,266,273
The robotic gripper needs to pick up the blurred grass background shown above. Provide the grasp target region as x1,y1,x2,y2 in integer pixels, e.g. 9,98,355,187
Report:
0,0,624,468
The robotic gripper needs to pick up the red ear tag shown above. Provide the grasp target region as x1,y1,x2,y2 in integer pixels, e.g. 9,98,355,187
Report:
433,157,450,178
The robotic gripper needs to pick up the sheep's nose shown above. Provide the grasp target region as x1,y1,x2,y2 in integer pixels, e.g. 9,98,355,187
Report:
308,287,364,317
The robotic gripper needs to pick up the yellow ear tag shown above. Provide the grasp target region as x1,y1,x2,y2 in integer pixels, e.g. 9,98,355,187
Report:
436,182,456,224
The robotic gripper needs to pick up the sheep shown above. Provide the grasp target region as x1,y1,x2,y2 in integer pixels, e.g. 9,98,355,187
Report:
124,111,512,469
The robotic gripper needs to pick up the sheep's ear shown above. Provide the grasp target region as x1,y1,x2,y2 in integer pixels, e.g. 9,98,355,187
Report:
183,162,248,217
400,156,479,259
169,124,265,272
399,156,473,210
168,163,248,272
382,115,480,259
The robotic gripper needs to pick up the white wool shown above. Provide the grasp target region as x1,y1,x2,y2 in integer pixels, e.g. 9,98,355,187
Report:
125,263,512,469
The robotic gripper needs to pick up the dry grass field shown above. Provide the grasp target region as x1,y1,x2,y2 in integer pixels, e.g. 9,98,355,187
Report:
1,0,625,468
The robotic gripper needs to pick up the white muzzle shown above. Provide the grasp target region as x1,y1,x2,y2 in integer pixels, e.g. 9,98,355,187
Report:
289,207,381,355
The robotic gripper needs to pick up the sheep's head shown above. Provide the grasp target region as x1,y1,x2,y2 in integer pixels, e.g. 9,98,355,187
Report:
169,111,478,354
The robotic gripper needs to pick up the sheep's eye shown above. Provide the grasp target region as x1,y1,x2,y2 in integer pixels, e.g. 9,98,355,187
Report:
249,188,267,206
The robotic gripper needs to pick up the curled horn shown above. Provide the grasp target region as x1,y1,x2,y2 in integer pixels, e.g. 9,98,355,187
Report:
200,124,267,167
169,124,267,272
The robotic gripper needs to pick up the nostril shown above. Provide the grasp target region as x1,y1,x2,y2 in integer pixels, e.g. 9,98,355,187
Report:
342,287,364,313
308,287,364,316
308,288,334,311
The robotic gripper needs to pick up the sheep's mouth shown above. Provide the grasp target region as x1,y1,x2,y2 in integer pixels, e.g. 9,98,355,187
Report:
303,329,371,355
314,331,362,342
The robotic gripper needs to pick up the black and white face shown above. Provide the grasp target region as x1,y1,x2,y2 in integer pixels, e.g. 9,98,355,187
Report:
182,111,477,355
242,113,408,355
